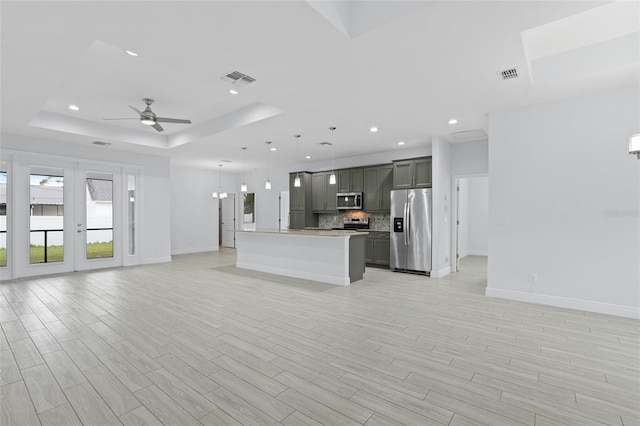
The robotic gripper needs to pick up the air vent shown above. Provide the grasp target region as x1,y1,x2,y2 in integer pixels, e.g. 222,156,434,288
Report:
319,142,332,146
497,67,519,81
92,141,112,147
450,129,487,142
220,70,256,87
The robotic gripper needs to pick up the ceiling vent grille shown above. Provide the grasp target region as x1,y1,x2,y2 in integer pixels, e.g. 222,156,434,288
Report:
92,141,112,147
220,71,256,87
497,67,519,81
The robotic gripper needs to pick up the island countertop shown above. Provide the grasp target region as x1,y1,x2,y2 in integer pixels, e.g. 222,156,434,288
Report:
237,229,368,237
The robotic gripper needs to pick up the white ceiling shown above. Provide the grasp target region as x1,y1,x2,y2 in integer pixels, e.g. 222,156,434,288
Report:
1,1,638,172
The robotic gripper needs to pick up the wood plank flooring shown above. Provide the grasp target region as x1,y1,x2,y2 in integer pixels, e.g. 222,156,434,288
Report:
1,252,638,425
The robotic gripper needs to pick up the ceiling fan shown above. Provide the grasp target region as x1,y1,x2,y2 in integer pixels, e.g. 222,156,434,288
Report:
104,98,191,132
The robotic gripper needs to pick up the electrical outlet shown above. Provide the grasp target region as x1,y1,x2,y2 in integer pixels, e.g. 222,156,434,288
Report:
529,273,538,284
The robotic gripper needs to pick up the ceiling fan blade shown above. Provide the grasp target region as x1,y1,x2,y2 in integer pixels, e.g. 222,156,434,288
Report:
129,105,143,115
155,117,192,124
151,122,164,132
103,118,139,120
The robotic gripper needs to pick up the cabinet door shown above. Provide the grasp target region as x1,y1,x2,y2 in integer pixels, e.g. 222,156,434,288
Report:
379,165,393,211
311,173,326,212
350,168,364,192
289,173,305,210
325,174,337,211
363,168,379,211
288,211,301,229
393,160,413,189
374,238,390,266
337,170,351,192
365,237,375,263
414,158,432,188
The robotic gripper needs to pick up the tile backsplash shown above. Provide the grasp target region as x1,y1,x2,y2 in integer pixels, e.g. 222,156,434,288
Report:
319,211,390,231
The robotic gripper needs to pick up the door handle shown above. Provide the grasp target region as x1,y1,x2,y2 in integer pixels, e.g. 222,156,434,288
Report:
403,202,409,245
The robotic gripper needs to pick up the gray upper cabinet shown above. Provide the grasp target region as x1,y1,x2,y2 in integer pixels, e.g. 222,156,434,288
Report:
393,157,432,189
363,165,393,211
311,172,337,212
337,168,363,193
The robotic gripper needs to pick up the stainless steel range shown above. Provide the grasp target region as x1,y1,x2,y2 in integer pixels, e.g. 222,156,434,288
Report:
333,217,369,230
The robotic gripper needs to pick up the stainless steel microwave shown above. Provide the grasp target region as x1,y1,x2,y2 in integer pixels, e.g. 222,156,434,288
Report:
337,192,363,210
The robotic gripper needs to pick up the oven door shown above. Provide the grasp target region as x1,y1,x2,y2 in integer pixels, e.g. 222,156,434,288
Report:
337,193,362,210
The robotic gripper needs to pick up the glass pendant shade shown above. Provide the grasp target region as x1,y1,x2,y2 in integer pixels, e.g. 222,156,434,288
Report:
241,183,248,192
265,180,271,190
212,191,218,198
329,173,336,185
294,175,301,187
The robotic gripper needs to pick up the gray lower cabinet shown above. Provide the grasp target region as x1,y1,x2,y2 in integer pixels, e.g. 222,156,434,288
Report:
365,231,390,267
393,157,432,189
312,172,337,212
363,165,392,211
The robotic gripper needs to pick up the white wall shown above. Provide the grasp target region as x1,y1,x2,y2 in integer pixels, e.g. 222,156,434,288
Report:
431,136,452,277
457,178,470,258
467,177,489,256
487,86,640,318
451,139,489,176
458,176,488,257
0,133,172,267
169,163,240,254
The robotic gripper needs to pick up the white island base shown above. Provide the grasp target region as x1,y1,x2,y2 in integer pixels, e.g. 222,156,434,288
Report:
236,230,366,286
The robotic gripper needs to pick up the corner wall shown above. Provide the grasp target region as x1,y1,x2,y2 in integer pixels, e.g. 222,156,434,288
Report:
487,86,640,318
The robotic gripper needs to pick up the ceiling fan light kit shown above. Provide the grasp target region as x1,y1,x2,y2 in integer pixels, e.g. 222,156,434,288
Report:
105,98,192,133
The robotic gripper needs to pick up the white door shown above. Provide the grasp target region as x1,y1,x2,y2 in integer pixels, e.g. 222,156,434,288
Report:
74,166,122,271
279,191,289,231
12,156,126,278
221,194,236,248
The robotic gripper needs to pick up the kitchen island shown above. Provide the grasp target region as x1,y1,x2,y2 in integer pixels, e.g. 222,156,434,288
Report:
236,229,366,285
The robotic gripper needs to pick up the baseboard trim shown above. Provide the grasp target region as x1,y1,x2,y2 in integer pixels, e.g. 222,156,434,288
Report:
485,288,640,319
236,261,349,286
142,256,172,265
431,266,451,279
171,246,218,256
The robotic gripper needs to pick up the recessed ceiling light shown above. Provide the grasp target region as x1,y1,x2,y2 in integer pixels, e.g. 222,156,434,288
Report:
448,119,458,125
305,155,312,159
126,50,138,57
229,89,239,95
397,141,405,145
270,147,277,151
68,105,79,111
369,127,378,132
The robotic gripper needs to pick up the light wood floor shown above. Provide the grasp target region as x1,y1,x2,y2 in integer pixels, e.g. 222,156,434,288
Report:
1,252,638,426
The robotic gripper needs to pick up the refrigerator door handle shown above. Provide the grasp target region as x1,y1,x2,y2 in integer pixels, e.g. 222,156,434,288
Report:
403,202,409,245
406,200,411,245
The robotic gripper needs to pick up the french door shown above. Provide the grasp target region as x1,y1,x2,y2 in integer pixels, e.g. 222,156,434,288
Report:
10,155,129,278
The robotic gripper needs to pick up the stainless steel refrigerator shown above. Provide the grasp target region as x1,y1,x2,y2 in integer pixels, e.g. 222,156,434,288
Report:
390,188,432,274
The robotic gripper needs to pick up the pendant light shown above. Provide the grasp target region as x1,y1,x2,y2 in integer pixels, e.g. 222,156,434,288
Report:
265,141,272,190
293,134,301,187
329,126,337,185
212,164,227,199
240,147,248,192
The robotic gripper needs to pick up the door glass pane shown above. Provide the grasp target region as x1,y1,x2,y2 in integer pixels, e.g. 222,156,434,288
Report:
0,167,6,267
127,175,135,256
86,177,113,259
30,173,64,263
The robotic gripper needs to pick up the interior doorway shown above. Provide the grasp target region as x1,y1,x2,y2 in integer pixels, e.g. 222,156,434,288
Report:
279,191,289,231
220,194,236,248
453,175,488,273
